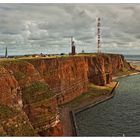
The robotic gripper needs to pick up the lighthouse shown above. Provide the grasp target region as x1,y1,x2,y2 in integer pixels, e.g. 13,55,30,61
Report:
71,37,76,55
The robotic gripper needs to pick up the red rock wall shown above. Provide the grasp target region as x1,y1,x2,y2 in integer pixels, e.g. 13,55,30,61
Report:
28,56,89,105
0,67,22,108
86,54,131,86
0,65,37,136
0,54,131,136
0,60,63,136
87,55,107,86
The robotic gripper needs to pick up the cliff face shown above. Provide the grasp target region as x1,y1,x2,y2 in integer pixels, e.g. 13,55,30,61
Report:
87,54,127,85
0,66,37,136
0,54,132,136
28,57,88,105
1,60,62,136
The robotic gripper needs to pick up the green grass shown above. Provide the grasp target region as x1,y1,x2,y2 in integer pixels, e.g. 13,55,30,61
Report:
22,81,55,104
0,59,29,80
2,114,37,136
0,59,29,70
61,83,113,108
0,105,18,120
0,105,37,136
13,71,26,80
78,53,97,56
20,123,37,136
0,53,97,62
15,116,37,136
0,58,24,63
113,67,137,77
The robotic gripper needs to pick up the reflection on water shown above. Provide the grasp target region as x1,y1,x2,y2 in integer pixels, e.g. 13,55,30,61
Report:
76,74,140,136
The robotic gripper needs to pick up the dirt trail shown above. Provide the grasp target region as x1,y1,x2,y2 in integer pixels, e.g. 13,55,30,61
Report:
59,107,73,136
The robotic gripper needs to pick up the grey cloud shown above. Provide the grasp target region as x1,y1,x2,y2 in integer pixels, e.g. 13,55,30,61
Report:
0,4,140,55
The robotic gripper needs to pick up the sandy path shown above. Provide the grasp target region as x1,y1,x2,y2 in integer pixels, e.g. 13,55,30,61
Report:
59,107,73,136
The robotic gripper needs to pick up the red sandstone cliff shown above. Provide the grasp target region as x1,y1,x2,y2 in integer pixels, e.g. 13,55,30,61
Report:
86,54,129,85
0,66,37,136
27,57,88,105
1,60,62,136
0,54,133,136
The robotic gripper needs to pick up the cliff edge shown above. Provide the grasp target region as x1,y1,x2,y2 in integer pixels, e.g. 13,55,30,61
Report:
0,53,134,136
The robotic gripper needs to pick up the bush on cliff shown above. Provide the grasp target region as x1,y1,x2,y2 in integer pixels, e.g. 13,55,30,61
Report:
0,105,17,120
22,81,54,104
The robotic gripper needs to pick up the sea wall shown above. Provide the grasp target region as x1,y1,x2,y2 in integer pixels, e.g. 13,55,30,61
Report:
0,54,132,136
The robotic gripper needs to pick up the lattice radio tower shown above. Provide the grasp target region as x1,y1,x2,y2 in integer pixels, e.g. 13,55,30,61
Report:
97,17,101,54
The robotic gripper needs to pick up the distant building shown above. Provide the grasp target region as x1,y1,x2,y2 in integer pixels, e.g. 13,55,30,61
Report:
31,53,47,58
40,53,46,57
82,50,85,53
71,40,76,55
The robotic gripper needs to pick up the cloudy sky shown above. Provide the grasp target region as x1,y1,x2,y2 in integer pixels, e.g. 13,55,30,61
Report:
0,3,140,56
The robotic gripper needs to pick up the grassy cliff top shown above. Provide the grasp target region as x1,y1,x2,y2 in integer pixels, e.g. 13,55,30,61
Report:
0,53,123,62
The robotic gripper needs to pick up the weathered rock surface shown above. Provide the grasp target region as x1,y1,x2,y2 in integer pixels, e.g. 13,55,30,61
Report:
28,57,89,105
0,65,37,136
1,60,62,136
87,54,127,85
0,54,133,136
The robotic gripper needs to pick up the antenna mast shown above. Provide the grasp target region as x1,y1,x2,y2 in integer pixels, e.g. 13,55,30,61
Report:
97,17,101,54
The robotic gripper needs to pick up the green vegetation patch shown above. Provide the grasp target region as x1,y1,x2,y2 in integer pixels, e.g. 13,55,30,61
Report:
13,71,26,80
0,59,29,77
2,114,37,136
61,83,113,108
0,59,30,73
18,121,37,136
78,53,97,56
0,59,27,66
22,81,55,104
0,105,18,120
114,66,137,77
0,104,37,136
